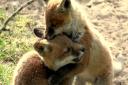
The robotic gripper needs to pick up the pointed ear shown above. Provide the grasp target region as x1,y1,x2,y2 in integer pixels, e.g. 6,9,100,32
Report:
59,0,71,11
33,28,44,38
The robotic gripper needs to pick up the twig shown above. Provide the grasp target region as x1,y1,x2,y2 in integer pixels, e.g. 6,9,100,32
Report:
0,0,35,33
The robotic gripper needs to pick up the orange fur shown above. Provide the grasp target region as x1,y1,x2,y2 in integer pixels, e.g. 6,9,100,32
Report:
34,35,84,71
44,0,114,85
11,51,50,85
12,35,84,85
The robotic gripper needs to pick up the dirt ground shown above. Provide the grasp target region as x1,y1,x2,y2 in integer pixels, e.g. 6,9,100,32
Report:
85,0,128,84
0,0,128,85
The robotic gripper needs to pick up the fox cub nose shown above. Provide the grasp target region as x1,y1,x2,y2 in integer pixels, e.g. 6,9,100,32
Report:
45,27,55,40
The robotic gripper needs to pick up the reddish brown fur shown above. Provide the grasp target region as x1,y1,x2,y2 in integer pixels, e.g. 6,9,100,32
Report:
45,0,71,35
44,0,114,85
46,7,70,28
34,35,84,71
12,35,84,85
11,51,50,85
11,51,74,85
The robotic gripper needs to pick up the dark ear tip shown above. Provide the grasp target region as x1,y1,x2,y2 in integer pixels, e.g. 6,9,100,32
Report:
33,28,44,38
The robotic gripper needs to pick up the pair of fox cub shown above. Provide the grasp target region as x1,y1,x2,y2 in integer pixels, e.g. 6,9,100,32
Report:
12,0,122,85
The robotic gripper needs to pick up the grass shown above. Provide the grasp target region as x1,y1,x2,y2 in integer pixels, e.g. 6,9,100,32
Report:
0,8,37,84
0,64,15,85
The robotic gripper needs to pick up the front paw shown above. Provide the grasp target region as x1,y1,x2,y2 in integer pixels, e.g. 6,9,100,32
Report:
48,75,62,85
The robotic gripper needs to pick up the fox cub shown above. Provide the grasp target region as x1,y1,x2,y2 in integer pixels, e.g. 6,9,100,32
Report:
42,0,122,85
11,34,84,85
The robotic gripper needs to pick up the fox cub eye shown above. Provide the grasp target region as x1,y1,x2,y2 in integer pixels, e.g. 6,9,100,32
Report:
63,47,71,53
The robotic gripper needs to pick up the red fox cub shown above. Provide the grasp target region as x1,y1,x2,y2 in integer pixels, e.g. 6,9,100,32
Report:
11,34,84,85
34,34,84,71
42,0,122,85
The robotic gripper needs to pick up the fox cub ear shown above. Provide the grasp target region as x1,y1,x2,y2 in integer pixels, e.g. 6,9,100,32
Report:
59,0,71,11
33,28,44,38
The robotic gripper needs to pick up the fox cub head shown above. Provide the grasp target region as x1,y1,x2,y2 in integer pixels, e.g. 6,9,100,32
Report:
45,0,74,40
34,31,84,71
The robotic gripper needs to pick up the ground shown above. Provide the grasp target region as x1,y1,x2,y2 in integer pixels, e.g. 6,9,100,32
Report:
0,0,128,85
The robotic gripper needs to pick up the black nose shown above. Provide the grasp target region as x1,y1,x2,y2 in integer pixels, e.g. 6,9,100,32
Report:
45,28,55,40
